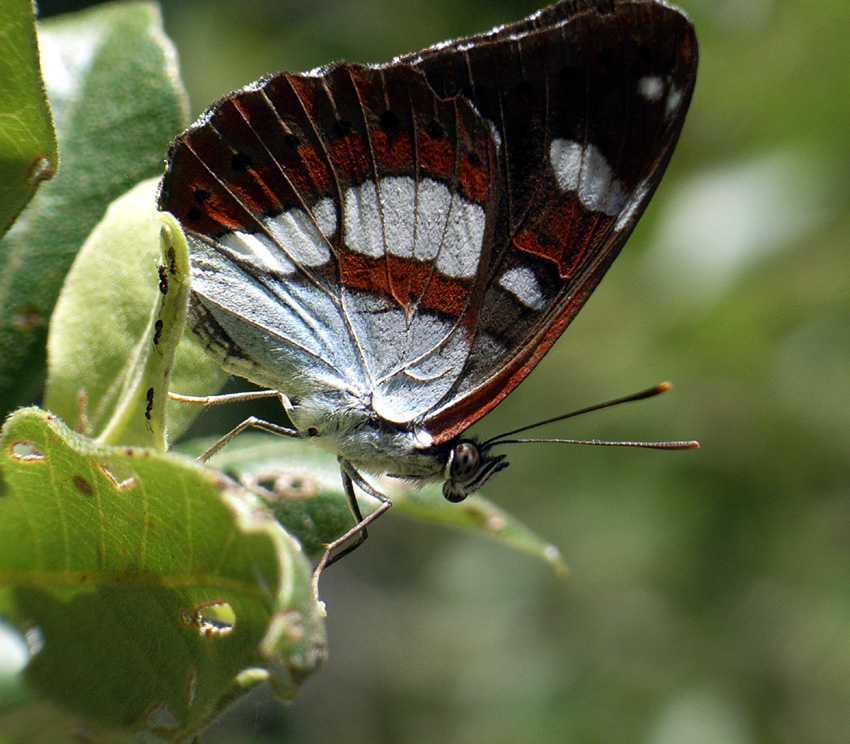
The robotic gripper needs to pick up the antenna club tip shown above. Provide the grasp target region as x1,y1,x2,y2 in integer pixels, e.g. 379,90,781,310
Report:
656,381,672,393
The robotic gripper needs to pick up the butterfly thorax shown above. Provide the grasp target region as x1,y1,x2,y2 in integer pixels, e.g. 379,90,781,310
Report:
290,390,451,481
290,390,509,499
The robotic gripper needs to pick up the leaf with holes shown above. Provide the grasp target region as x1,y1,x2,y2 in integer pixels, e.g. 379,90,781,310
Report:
186,434,567,574
0,407,326,741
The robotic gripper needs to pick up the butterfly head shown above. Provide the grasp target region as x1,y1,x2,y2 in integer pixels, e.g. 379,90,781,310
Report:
442,440,509,503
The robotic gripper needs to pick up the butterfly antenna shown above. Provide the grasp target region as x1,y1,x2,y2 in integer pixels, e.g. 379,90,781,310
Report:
483,382,698,450
490,437,699,450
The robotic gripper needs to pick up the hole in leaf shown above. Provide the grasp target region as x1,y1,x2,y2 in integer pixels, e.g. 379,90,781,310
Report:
97,461,137,490
26,154,56,185
10,441,45,462
25,625,45,657
184,601,236,638
242,468,320,501
186,666,198,706
145,703,179,732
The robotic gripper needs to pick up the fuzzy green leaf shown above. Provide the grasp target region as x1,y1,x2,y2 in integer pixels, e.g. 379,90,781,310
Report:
44,178,228,448
0,408,326,740
0,1,188,417
0,0,58,237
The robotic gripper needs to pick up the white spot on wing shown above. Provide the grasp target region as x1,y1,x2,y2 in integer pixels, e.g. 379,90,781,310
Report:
440,188,485,279
312,197,338,237
344,181,384,257
413,178,451,263
413,176,486,278
665,85,683,118
498,265,546,310
265,204,332,266
549,139,627,216
638,75,665,103
343,176,485,278
380,177,416,259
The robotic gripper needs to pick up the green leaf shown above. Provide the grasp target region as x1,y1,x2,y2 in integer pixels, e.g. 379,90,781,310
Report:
189,434,568,574
44,178,228,449
0,408,326,740
0,1,189,418
0,0,58,238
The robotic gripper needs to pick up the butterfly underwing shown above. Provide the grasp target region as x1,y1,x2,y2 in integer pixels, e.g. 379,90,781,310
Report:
158,0,698,565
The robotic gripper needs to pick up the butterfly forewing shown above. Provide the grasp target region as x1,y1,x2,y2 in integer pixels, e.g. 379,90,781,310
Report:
398,0,698,442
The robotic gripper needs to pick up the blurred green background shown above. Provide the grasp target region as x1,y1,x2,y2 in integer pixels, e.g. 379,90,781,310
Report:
38,0,850,742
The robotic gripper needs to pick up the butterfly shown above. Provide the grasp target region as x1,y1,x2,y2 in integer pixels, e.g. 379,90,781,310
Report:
158,0,698,580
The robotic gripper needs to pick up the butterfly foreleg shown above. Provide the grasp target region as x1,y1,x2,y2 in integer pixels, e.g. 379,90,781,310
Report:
169,389,288,408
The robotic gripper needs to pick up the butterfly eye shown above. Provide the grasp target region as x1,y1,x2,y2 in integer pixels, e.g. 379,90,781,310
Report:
443,442,509,503
451,442,480,480
443,442,480,503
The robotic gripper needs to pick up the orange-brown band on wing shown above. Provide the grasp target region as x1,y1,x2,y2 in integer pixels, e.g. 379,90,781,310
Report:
164,142,259,235
339,251,470,318
512,199,613,280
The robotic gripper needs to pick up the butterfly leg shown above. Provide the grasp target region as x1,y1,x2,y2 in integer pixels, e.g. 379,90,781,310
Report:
169,389,308,461
311,458,393,595
196,417,309,462
169,389,287,406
